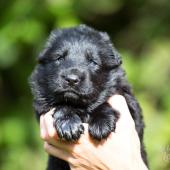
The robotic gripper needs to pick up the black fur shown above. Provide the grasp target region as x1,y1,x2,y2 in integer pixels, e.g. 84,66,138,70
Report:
29,25,148,169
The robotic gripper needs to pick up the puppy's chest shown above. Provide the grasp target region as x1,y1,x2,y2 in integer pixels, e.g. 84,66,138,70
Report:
79,112,91,123
55,105,91,123
71,107,91,123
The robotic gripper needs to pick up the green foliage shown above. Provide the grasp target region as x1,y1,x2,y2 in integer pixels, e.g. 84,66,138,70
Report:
0,0,170,170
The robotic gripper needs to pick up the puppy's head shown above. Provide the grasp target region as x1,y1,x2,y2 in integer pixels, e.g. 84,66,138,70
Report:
31,25,122,105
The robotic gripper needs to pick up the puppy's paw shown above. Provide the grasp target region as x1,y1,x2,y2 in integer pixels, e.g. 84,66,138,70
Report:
88,118,116,141
54,114,84,141
88,103,119,141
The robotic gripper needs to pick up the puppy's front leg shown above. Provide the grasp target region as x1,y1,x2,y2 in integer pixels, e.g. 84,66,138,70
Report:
89,103,119,140
53,107,84,141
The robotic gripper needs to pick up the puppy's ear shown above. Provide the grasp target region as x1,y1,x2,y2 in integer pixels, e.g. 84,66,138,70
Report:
109,47,122,68
99,31,110,42
100,32,122,68
37,29,62,63
102,51,122,69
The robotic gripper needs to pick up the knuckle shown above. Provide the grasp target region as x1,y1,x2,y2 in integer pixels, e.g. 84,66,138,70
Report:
41,133,50,141
44,142,49,151
49,130,57,139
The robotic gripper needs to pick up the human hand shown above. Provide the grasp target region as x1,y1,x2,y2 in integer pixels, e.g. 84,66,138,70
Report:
40,95,148,170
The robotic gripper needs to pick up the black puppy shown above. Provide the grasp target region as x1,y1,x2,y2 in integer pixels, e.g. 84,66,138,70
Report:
29,25,147,169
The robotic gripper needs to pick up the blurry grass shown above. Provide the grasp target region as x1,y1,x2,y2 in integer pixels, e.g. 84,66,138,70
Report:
0,114,47,170
2,146,46,170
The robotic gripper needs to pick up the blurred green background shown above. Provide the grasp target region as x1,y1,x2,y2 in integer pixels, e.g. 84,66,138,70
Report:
0,0,170,169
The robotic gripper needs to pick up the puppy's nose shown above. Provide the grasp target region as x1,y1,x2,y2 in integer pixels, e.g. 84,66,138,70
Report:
64,74,80,86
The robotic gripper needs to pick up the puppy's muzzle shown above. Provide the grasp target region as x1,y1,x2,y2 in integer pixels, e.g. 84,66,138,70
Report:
61,68,85,87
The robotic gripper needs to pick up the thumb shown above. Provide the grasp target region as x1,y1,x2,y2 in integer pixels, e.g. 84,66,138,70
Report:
108,95,135,133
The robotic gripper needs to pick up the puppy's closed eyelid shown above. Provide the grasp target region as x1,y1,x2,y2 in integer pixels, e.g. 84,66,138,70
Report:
56,55,65,60
85,53,97,64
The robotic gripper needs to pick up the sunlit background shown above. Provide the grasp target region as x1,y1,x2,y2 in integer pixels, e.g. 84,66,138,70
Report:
0,0,170,169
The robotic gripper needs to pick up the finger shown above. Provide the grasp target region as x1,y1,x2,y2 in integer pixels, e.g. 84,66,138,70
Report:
43,109,58,140
108,95,135,131
44,142,71,162
40,115,49,139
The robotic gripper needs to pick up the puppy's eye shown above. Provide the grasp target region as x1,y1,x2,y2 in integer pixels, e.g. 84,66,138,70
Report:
56,55,64,62
86,52,98,66
88,58,98,65
55,50,68,63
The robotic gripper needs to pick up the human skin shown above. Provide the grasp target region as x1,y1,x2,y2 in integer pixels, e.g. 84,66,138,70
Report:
40,95,148,170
